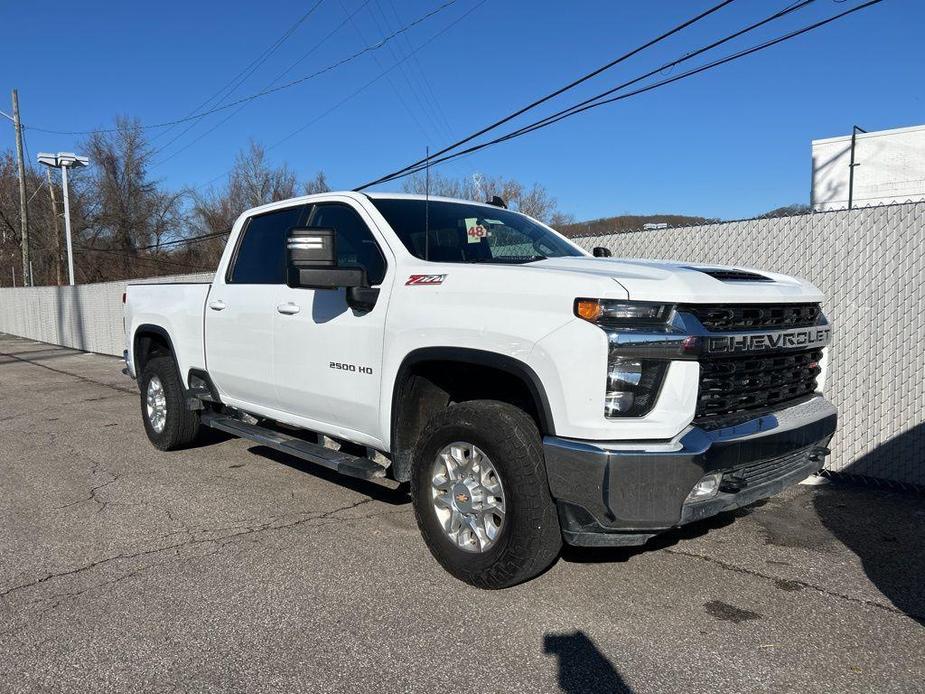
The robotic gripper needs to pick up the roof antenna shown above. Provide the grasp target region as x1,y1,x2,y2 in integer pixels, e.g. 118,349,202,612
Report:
424,145,430,262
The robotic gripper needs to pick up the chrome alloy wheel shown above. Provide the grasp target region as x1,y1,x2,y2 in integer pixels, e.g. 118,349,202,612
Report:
146,375,167,434
431,442,506,553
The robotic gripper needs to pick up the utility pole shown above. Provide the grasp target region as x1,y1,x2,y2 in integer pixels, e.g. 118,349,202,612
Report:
11,89,31,286
847,124,867,211
46,168,62,285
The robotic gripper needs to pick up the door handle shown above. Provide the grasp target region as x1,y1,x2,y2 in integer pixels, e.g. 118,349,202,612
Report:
276,302,301,315
208,300,226,311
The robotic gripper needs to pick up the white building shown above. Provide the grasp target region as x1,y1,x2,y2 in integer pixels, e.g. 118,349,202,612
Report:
811,124,925,211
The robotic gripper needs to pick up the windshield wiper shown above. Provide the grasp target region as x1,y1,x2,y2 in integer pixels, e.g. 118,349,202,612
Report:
465,255,547,264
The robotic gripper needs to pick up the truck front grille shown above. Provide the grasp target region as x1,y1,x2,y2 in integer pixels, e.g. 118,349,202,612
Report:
681,302,821,331
695,348,822,421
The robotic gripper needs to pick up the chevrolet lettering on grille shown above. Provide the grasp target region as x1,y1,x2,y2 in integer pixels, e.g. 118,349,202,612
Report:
705,326,831,354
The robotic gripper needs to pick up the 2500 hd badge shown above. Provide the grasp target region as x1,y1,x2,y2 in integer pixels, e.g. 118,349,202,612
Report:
330,361,373,374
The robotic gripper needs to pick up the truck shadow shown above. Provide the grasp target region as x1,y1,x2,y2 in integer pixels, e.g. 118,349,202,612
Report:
543,630,633,694
559,507,744,565
246,444,411,506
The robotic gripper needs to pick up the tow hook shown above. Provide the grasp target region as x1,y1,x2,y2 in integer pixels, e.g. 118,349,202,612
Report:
808,446,831,463
719,474,748,494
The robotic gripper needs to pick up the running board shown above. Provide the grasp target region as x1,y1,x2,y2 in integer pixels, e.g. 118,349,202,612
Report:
201,412,388,481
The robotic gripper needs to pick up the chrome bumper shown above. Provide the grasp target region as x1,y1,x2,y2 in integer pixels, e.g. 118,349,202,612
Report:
543,396,837,547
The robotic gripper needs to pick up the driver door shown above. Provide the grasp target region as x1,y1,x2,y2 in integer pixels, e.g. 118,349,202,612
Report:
272,201,392,442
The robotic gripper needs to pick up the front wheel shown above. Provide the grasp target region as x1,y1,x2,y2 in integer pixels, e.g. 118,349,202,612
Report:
411,400,562,588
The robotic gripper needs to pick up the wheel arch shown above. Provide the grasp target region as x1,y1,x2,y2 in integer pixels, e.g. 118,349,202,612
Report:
133,324,180,381
388,347,556,482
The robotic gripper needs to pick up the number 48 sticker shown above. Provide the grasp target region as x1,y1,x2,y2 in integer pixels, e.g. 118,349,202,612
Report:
466,217,489,244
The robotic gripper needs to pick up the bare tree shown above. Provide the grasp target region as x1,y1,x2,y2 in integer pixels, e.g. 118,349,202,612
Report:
228,140,297,208
73,117,190,280
401,171,572,225
304,170,330,195
190,142,329,268
0,148,79,286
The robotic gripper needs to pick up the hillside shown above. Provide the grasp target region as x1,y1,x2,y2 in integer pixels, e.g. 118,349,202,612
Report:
557,213,716,238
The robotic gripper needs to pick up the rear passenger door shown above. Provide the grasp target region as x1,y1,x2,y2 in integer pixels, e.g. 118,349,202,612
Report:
205,204,308,408
273,201,392,442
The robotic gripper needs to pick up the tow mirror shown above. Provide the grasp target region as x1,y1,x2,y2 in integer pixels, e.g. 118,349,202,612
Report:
592,246,612,258
286,227,365,290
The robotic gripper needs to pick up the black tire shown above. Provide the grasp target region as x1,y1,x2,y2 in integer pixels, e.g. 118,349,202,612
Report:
411,400,562,589
139,355,201,451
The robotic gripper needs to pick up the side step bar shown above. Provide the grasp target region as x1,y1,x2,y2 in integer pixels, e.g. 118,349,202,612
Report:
201,412,388,482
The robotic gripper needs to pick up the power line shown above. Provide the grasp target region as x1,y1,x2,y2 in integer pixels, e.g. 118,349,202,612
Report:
336,0,439,143
354,0,739,190
139,0,487,257
23,0,462,137
382,0,455,139
398,0,818,175
362,0,885,188
151,0,378,166
184,0,488,198
151,0,328,149
138,230,231,250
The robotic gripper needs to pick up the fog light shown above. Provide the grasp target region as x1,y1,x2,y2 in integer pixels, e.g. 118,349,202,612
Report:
604,391,634,416
608,358,642,389
686,472,723,502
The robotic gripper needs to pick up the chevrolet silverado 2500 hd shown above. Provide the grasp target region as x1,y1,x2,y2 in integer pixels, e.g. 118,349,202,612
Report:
124,192,836,588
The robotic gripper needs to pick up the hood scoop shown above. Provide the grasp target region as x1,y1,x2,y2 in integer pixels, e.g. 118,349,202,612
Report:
685,267,774,283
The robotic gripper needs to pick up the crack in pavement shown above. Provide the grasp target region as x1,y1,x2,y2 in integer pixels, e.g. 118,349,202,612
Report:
0,497,380,604
664,547,924,622
0,499,407,640
0,349,136,395
50,457,121,515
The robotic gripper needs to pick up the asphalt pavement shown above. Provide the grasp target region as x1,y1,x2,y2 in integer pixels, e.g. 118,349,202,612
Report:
1,333,923,693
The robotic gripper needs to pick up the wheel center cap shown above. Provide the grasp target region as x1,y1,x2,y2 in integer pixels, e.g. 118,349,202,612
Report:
451,482,474,513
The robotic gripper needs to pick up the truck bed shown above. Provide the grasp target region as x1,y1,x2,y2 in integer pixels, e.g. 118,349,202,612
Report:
124,281,213,383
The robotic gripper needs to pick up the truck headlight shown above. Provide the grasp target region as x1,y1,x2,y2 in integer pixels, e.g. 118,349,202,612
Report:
575,299,673,327
604,356,668,417
575,298,673,418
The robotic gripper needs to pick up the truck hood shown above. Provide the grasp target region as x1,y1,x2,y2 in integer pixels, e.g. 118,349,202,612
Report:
531,256,823,303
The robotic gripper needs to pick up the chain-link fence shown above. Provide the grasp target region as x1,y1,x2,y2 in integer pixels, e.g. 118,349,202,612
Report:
572,201,925,488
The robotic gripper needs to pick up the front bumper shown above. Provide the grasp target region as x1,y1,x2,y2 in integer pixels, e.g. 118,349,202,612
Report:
543,396,837,547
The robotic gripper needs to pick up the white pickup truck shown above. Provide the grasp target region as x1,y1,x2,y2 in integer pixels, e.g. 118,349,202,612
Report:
124,191,836,588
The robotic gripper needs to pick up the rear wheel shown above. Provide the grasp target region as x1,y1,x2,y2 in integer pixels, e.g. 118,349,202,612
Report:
140,355,201,450
411,400,562,588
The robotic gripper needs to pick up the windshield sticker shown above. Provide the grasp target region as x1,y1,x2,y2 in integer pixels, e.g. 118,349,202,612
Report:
465,217,489,244
406,274,446,286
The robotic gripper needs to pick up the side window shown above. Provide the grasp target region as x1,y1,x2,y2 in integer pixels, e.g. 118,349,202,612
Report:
229,205,307,284
309,203,387,285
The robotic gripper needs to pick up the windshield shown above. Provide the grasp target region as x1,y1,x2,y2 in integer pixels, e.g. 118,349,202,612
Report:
369,197,583,263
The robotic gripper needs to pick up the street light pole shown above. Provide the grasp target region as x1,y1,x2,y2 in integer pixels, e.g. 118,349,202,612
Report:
61,163,75,285
37,152,88,286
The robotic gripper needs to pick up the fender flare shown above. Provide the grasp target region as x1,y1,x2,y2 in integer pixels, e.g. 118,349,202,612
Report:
390,346,556,441
132,324,181,381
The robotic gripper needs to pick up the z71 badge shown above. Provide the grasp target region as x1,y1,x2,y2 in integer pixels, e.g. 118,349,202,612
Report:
406,274,446,286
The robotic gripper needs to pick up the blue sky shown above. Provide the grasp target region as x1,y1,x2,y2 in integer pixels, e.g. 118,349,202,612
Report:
2,0,921,221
